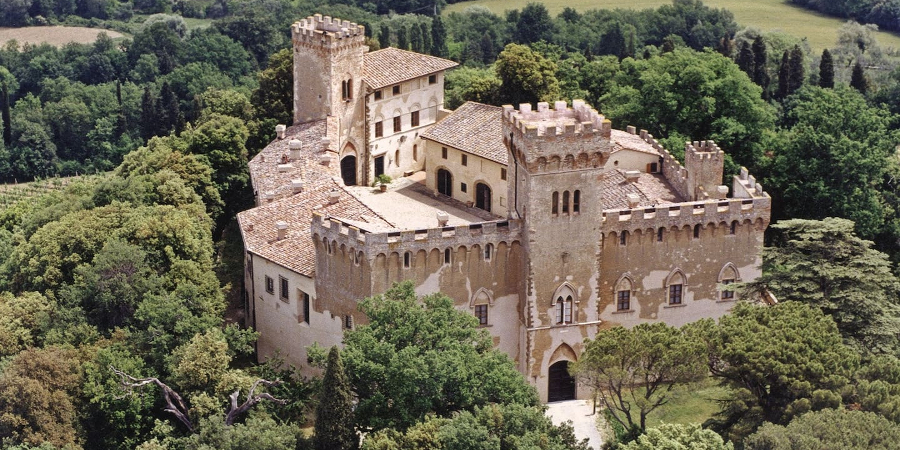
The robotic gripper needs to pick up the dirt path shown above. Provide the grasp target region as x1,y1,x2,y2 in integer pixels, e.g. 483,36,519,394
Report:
546,400,604,450
0,26,124,47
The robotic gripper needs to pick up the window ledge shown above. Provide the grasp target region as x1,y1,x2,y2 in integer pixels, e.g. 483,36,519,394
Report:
716,299,737,303
478,324,493,328
612,309,635,314
663,303,687,309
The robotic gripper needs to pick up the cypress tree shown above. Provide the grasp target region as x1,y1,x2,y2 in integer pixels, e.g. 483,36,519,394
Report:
751,36,768,87
1,82,11,147
420,22,431,56
480,32,495,65
410,23,423,52
140,85,157,141
159,82,182,136
379,24,391,49
819,49,835,88
115,80,127,136
314,346,357,450
431,15,448,57
736,42,755,78
718,32,733,57
396,26,409,50
851,61,868,94
788,45,805,95
778,50,790,99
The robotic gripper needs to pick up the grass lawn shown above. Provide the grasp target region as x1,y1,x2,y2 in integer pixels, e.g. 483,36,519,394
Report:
445,0,900,52
0,26,126,47
643,378,729,428
130,14,214,31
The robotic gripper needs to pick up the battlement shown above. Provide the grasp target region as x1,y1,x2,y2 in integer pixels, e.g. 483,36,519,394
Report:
503,100,613,170
600,196,771,234
292,14,365,49
311,212,523,261
685,140,725,159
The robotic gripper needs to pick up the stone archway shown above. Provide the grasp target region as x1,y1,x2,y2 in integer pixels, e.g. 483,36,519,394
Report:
476,182,492,212
437,168,452,196
548,360,576,402
341,155,357,186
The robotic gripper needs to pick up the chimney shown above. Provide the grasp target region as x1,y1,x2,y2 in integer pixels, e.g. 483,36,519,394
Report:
275,220,288,240
319,153,334,165
328,189,340,204
436,210,449,226
277,163,292,173
625,170,641,183
626,125,636,135
275,124,286,139
289,139,302,160
626,193,640,208
321,136,331,151
716,185,729,199
292,179,304,194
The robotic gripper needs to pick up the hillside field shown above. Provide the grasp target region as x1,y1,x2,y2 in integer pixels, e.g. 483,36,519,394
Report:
0,26,124,47
445,0,900,52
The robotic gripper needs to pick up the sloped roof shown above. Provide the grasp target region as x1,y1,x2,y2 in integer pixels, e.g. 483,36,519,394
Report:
421,101,507,165
247,120,337,200
363,47,458,89
597,170,683,210
610,129,660,156
238,178,393,277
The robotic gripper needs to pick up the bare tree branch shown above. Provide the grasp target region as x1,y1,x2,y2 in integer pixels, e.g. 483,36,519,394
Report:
110,365,194,432
224,379,287,426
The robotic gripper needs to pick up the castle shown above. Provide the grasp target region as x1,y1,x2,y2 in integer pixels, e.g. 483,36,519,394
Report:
237,14,771,402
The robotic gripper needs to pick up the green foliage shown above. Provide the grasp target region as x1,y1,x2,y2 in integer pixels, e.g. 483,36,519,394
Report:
572,322,707,431
314,347,357,450
851,61,868,94
494,43,560,105
698,302,859,442
819,49,834,88
621,423,732,450
168,328,231,393
343,281,538,432
362,403,590,450
514,3,554,44
745,218,900,353
601,48,774,171
0,291,54,356
745,409,900,450
178,414,309,450
444,66,501,109
250,48,293,127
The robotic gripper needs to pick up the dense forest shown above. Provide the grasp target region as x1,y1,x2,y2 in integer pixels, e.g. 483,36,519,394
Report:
2,0,900,449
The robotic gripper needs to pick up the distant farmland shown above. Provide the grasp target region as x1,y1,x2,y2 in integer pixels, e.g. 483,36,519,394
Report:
0,26,125,47
445,0,900,52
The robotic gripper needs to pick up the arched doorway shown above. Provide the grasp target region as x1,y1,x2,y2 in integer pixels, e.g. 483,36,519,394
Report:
475,182,492,212
437,169,452,196
548,360,576,402
341,155,357,186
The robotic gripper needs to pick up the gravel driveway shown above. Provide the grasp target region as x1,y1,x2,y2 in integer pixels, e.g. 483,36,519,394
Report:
546,399,604,450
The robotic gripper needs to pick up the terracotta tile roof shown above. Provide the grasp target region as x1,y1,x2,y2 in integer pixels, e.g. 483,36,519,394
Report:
248,120,339,201
421,102,507,165
610,129,660,155
363,47,458,90
597,170,683,210
238,178,393,277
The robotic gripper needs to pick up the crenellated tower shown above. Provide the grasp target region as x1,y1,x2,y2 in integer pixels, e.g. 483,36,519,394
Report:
291,14,367,155
502,100,611,398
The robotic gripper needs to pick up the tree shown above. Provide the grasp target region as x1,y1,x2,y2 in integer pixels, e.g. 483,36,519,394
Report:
314,347,357,450
0,291,53,357
788,45,805,94
343,281,538,432
158,81,183,135
571,323,707,432
140,85,158,141
744,218,900,353
410,23,424,53
819,49,835,88
514,3,554,44
444,66,501,109
420,22,432,57
494,43,560,105
251,48,293,126
431,16,448,57
378,23,391,49
745,409,900,450
751,36,770,96
718,32,733,57
735,41,755,77
698,302,859,443
396,25,409,50
621,423,732,450
777,50,791,98
1,81,10,146
851,61,868,94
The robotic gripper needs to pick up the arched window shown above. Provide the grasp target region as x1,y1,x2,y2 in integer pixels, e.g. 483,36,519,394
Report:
403,251,411,268
484,243,493,261
564,295,573,323
562,191,570,214
413,144,418,161
444,248,451,265
718,264,740,301
657,227,664,242
553,284,576,324
472,289,491,326
395,149,400,167
620,230,628,246
552,192,559,215
666,270,686,305
616,277,633,311
693,224,701,239
730,220,738,235
573,190,581,213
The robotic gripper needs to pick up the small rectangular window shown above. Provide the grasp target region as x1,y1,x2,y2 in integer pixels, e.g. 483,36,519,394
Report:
617,290,631,311
562,191,570,214
374,90,382,100
461,182,467,193
411,111,419,127
392,85,400,95
484,244,492,260
657,227,664,242
475,304,488,325
501,168,507,180
404,251,411,268
619,231,627,246
461,154,468,166
721,279,735,300
279,276,289,301
265,276,274,294
552,192,559,215
301,291,310,324
573,190,580,213
428,74,437,84
345,314,353,329
669,284,683,305
441,147,447,159
413,144,418,161
393,116,401,133
375,121,383,138
444,248,451,264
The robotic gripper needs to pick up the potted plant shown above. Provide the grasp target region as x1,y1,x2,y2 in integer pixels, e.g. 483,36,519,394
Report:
374,174,392,192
